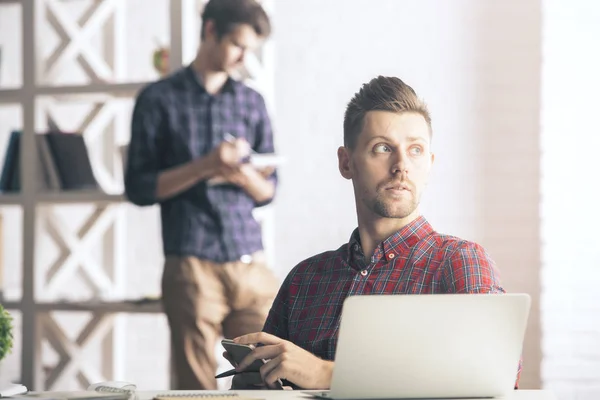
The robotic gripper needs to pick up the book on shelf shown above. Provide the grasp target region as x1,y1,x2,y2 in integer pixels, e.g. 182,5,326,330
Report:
0,130,101,194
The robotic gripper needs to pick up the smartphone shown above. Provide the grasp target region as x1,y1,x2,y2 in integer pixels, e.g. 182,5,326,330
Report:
221,339,265,372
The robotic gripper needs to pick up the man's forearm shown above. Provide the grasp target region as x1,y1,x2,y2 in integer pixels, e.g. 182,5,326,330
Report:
238,167,276,203
155,154,217,200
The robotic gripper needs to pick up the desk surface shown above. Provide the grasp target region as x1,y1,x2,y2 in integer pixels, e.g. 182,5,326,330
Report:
135,389,556,400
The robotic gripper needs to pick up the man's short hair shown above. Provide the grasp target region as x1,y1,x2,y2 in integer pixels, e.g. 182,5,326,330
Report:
201,0,271,40
343,76,432,150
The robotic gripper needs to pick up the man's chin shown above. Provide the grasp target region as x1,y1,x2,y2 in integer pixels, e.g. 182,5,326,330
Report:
363,196,417,219
374,206,416,219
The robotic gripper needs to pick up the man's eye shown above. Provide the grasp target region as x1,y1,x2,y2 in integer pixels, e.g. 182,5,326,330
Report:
409,146,423,155
373,144,391,153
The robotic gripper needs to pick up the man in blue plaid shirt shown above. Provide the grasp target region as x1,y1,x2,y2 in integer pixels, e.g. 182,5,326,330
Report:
124,0,279,390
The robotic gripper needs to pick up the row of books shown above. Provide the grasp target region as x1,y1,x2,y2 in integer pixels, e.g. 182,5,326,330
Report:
0,130,100,193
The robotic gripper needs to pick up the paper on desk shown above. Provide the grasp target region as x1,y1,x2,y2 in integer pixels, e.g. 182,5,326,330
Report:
154,396,262,400
17,391,130,400
0,383,28,397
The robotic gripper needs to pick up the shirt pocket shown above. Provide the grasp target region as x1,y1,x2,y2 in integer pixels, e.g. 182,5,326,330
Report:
219,108,255,147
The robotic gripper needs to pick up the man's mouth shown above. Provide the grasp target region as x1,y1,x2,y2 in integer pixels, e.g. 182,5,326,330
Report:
385,182,411,192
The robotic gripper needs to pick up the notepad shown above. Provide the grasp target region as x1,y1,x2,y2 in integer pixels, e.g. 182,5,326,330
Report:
20,391,130,400
154,394,262,400
206,153,283,186
247,153,285,168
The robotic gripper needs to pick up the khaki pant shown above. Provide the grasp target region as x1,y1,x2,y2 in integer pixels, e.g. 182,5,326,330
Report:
161,253,280,390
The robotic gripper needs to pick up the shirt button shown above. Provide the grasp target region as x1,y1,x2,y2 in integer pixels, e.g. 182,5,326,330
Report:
353,244,359,251
360,270,368,276
388,253,395,259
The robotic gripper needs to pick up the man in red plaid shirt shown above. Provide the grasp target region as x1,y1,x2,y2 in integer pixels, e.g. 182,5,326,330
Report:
229,75,520,390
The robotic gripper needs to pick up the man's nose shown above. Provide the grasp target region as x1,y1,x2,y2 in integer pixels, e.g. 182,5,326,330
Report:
391,154,408,175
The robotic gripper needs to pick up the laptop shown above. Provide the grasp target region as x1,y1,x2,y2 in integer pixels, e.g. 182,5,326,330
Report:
308,293,530,399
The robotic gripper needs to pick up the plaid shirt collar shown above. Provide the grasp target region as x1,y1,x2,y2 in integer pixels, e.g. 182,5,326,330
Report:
347,215,435,266
184,64,241,95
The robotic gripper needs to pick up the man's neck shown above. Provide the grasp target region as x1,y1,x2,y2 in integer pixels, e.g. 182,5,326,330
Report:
356,210,420,261
191,52,229,95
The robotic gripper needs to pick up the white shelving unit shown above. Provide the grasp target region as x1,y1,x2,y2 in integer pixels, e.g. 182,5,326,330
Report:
0,0,275,390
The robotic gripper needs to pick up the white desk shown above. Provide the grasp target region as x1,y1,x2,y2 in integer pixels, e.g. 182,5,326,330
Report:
135,389,556,400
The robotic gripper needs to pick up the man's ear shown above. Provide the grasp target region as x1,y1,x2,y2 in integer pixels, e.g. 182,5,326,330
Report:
203,19,217,41
338,146,353,180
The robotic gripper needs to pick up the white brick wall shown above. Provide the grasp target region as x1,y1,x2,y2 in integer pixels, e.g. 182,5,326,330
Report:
541,1,600,399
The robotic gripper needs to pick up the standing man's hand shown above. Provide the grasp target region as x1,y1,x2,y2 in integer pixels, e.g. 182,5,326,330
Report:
210,138,251,176
234,332,334,390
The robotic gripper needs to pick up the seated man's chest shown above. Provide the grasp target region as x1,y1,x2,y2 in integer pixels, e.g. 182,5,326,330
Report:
286,258,448,359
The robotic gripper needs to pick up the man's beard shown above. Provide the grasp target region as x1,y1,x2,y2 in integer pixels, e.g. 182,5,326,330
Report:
370,193,418,218
369,177,419,218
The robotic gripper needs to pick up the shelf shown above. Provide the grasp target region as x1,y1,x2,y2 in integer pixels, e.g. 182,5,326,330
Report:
36,299,163,314
0,88,22,104
36,190,126,204
1,299,163,314
0,193,22,205
38,82,149,96
0,300,20,310
0,82,150,102
0,191,126,205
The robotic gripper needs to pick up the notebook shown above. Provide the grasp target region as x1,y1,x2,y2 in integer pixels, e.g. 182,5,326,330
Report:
17,391,130,400
88,381,262,400
154,395,260,400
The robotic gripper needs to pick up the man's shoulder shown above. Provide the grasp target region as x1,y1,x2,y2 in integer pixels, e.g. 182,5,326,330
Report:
137,69,187,99
428,232,494,270
287,244,348,276
428,231,487,254
233,80,267,103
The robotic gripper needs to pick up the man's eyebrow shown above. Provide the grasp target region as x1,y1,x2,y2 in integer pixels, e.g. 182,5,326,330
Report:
366,135,392,143
365,135,428,144
406,136,428,142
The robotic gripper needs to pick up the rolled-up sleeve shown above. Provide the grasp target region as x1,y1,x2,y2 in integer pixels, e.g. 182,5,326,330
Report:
441,241,504,294
124,86,164,206
252,93,278,207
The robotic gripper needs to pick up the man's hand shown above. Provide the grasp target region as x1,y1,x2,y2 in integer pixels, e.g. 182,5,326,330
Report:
218,164,254,187
257,166,275,178
234,332,334,390
209,138,250,176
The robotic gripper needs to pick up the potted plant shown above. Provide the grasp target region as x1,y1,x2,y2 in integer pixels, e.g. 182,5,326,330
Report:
0,304,13,363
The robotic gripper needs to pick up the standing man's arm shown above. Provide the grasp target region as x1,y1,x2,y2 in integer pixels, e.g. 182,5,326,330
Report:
124,87,249,205
219,94,278,205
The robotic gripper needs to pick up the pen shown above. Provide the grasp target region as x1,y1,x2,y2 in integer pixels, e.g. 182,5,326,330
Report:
223,132,237,143
222,132,253,162
215,369,293,389
215,368,240,379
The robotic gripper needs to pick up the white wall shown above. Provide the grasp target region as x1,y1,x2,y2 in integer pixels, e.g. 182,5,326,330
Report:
272,0,542,389
540,1,600,399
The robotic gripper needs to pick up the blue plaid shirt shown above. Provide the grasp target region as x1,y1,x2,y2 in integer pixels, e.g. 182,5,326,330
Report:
125,65,277,263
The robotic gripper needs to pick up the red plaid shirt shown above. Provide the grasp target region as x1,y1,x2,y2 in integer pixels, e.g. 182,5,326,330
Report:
263,216,521,388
